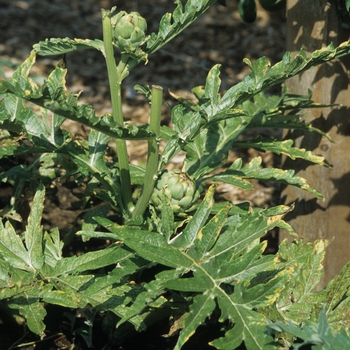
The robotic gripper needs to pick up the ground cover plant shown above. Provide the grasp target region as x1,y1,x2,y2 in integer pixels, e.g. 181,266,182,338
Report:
1,0,350,348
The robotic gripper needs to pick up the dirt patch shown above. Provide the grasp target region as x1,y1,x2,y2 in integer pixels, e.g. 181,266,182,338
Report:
1,0,286,214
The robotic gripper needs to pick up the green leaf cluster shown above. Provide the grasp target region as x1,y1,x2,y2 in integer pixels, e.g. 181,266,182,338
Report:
2,183,349,348
1,1,350,349
0,183,151,336
268,308,350,349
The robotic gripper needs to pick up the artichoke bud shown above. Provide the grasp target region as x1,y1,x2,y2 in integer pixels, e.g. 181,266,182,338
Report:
178,196,192,209
171,183,185,201
150,192,160,206
113,11,147,52
151,169,199,213
167,175,180,188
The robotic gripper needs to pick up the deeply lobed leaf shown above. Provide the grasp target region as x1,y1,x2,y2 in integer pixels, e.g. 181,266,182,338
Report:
0,53,155,141
98,187,292,349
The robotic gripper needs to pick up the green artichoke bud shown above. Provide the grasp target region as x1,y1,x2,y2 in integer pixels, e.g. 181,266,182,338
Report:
151,169,200,213
113,11,147,52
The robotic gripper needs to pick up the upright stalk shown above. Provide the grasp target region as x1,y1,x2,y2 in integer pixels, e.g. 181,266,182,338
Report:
132,85,163,219
102,9,133,216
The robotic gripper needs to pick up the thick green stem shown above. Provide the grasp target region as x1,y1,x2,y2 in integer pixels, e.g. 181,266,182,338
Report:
132,85,163,219
102,9,133,216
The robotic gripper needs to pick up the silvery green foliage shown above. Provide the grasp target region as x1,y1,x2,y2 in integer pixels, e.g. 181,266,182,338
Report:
1,1,350,349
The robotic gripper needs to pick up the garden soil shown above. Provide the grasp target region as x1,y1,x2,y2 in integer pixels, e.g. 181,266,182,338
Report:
0,0,286,349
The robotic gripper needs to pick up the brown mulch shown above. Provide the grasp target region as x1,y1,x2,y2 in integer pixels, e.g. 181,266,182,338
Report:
0,1,286,348
0,0,286,208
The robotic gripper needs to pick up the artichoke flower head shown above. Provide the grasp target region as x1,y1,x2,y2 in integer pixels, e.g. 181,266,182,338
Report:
112,11,147,52
151,169,200,214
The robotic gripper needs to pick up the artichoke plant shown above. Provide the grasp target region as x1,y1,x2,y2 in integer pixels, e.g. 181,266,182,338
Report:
113,11,147,52
150,169,200,213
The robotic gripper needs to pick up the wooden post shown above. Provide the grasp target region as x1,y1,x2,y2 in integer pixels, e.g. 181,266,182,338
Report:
280,0,350,287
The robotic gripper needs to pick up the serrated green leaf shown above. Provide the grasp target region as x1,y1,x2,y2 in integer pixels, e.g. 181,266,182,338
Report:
204,64,221,108
208,156,324,198
165,269,213,292
9,284,47,336
76,230,118,240
0,259,35,298
0,220,31,271
326,260,350,312
32,37,105,56
84,273,146,330
274,239,327,324
237,270,288,308
50,244,123,277
146,0,217,55
266,319,307,344
56,274,94,291
210,317,245,349
80,205,111,242
212,304,276,350
96,192,292,349
82,258,149,328
216,242,274,284
241,90,332,137
19,299,46,336
169,185,215,249
188,203,231,261
326,261,350,332
212,42,350,116
171,103,203,141
88,130,111,172
233,137,328,166
0,93,53,139
24,182,45,271
116,269,179,328
186,41,350,130
41,289,79,308
43,228,63,268
94,217,193,269
174,293,216,350
83,254,145,299
211,273,287,350
1,53,155,141
0,52,41,98
60,140,122,209
208,206,290,263
0,135,28,159
0,259,12,288
268,309,350,350
247,110,330,138
41,274,93,308
184,116,251,179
